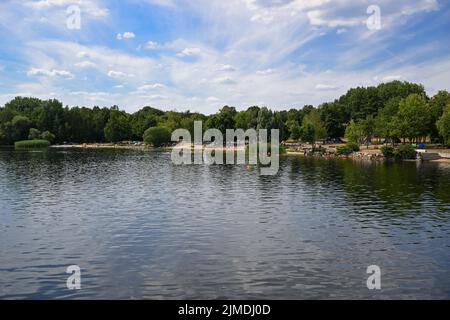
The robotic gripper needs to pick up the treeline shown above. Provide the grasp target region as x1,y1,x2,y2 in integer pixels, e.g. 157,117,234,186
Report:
0,80,450,145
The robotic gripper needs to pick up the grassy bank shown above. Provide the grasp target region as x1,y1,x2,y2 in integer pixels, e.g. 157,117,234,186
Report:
15,139,50,149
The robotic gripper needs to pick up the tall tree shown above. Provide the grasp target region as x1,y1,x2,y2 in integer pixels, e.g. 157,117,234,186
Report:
428,91,450,142
345,120,364,144
300,109,327,145
392,94,431,143
206,106,236,132
286,119,301,140
10,115,32,142
104,110,131,143
437,104,450,145
234,106,260,130
319,102,348,138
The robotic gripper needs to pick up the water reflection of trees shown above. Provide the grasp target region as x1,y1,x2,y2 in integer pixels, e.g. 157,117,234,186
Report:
288,156,450,219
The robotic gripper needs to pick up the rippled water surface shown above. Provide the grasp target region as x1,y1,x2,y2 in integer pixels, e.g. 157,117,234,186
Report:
1,148,450,299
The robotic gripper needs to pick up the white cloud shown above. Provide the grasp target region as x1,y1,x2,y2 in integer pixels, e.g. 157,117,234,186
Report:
142,0,176,7
27,67,74,79
137,83,166,91
206,96,220,103
69,91,120,102
214,77,236,85
218,64,236,72
307,10,363,28
250,11,276,23
306,0,438,29
24,0,109,18
381,75,403,82
107,70,135,78
177,47,201,57
22,40,162,89
75,61,96,68
117,32,136,40
77,51,90,58
139,94,169,100
315,84,338,91
256,68,275,75
0,0,448,114
145,41,159,49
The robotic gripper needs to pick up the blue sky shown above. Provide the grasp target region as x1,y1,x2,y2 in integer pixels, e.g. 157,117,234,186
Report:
0,0,449,114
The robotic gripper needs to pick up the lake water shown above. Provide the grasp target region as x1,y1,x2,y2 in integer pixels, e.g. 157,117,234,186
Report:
1,148,449,299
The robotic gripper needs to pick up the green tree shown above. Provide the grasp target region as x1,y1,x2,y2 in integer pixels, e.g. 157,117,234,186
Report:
273,111,288,141
319,102,347,138
374,96,401,142
392,94,431,143
41,131,56,143
234,106,260,130
179,111,206,136
256,107,274,131
90,107,110,142
344,120,363,144
10,115,32,142
4,97,43,117
104,110,131,143
301,109,327,143
437,105,450,145
131,106,163,140
0,81,444,147
377,81,425,104
286,119,301,140
159,111,183,133
205,106,236,132
28,128,41,140
0,125,12,144
336,81,426,123
359,115,376,147
65,107,97,142
143,127,171,147
428,91,450,142
300,122,315,145
338,86,381,120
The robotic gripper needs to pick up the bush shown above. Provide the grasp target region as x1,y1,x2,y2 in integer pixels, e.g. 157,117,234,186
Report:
15,139,50,149
143,127,171,147
28,128,41,140
336,145,353,155
381,144,416,159
346,142,360,152
40,131,56,143
393,144,417,160
336,143,360,156
380,145,395,158
11,115,32,142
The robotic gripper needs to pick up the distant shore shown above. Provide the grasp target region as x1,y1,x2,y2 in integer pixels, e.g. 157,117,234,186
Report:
51,143,146,150
50,143,246,151
285,144,450,164
49,143,450,164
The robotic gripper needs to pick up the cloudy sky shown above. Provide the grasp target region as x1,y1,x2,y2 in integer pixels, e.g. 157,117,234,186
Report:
0,0,449,113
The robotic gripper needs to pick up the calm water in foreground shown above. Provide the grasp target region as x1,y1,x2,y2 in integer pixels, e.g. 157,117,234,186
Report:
1,148,450,299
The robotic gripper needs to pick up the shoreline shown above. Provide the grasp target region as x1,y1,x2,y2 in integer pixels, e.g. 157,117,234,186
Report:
47,143,450,164
286,149,450,164
51,143,147,150
50,143,247,151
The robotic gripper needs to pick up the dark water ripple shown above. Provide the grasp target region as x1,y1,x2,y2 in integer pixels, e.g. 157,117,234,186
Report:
0,148,450,299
